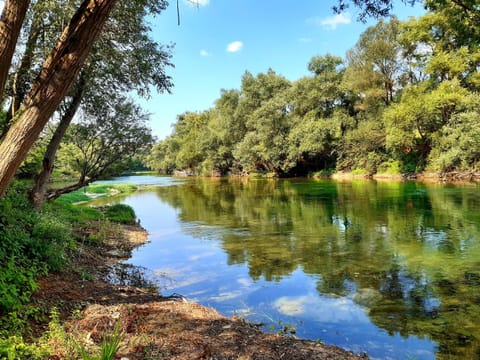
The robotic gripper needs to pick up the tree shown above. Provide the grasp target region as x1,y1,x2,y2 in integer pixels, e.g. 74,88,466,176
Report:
173,111,210,172
335,0,480,22
0,0,30,103
429,108,480,172
47,97,153,200
0,0,119,198
384,79,471,170
147,136,180,174
333,0,418,21
4,1,76,125
343,17,403,108
233,70,291,174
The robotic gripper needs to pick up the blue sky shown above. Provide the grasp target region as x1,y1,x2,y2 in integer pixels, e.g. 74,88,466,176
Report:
143,0,425,140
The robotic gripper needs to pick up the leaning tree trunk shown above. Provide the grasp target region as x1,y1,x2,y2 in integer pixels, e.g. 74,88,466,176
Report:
44,177,92,202
0,0,31,102
0,0,118,198
29,75,86,208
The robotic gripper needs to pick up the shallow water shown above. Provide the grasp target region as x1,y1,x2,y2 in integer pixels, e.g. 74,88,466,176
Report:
94,176,480,359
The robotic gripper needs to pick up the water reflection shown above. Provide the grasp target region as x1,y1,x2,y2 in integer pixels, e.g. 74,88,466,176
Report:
113,177,480,359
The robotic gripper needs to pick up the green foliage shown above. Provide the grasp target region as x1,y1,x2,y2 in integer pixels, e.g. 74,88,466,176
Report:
0,183,74,313
0,336,49,360
54,97,154,190
103,204,136,224
428,106,480,172
54,190,91,205
377,159,402,175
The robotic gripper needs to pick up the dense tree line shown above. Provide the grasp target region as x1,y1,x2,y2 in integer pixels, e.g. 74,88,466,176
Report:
148,3,480,178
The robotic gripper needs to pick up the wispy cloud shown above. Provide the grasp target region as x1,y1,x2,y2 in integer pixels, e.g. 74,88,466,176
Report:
200,49,211,57
307,13,351,30
184,0,209,7
226,41,243,53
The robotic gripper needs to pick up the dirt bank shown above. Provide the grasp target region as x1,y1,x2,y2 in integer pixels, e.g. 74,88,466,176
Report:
31,224,367,359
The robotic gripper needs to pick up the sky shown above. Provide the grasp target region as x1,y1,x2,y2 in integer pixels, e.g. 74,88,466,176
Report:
142,0,425,140
0,0,424,140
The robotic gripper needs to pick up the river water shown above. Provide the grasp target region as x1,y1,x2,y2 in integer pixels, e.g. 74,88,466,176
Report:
92,175,480,359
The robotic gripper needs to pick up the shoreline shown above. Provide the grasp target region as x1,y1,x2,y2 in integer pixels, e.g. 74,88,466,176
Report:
32,223,367,359
168,170,480,184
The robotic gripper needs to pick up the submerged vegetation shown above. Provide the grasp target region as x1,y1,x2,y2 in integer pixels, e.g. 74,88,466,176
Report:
148,5,480,178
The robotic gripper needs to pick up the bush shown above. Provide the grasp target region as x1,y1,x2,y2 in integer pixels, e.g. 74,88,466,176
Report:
0,336,49,360
0,183,74,313
377,159,402,175
351,168,369,176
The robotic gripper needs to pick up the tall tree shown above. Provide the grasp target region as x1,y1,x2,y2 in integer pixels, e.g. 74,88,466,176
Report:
344,17,402,107
5,1,76,124
47,97,153,200
0,0,30,103
0,0,118,198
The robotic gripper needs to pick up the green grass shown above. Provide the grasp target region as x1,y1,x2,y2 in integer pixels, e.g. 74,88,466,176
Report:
103,204,136,224
56,184,138,205
54,191,91,205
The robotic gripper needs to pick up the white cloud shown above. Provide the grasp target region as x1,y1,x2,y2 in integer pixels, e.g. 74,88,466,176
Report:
307,12,351,30
200,49,211,57
226,41,243,53
0,1,4,12
274,296,307,316
184,0,209,7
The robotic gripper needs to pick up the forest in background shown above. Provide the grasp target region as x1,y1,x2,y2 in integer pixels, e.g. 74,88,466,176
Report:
148,4,480,178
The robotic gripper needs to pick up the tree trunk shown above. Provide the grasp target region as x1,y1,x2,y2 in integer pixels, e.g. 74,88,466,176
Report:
29,75,86,208
0,0,118,198
0,0,30,102
44,178,92,202
6,11,42,124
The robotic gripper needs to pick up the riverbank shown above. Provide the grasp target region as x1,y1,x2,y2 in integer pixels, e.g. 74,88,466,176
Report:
31,223,367,359
323,170,480,182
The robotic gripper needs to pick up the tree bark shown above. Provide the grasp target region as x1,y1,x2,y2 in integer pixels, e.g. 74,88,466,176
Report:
0,0,30,102
6,11,42,123
29,74,86,208
0,0,118,198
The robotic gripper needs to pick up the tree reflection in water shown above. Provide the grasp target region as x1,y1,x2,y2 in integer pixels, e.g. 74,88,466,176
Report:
150,178,480,359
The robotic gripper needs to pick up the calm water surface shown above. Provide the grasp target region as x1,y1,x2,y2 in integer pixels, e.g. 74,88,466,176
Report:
94,176,480,360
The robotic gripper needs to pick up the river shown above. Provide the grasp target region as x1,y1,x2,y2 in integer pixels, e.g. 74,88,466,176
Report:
92,175,480,359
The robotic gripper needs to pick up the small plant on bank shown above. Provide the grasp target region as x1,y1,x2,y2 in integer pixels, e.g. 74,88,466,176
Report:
77,322,122,360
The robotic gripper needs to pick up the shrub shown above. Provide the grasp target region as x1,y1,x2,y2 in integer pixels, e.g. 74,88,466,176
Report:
0,183,73,313
377,159,402,175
